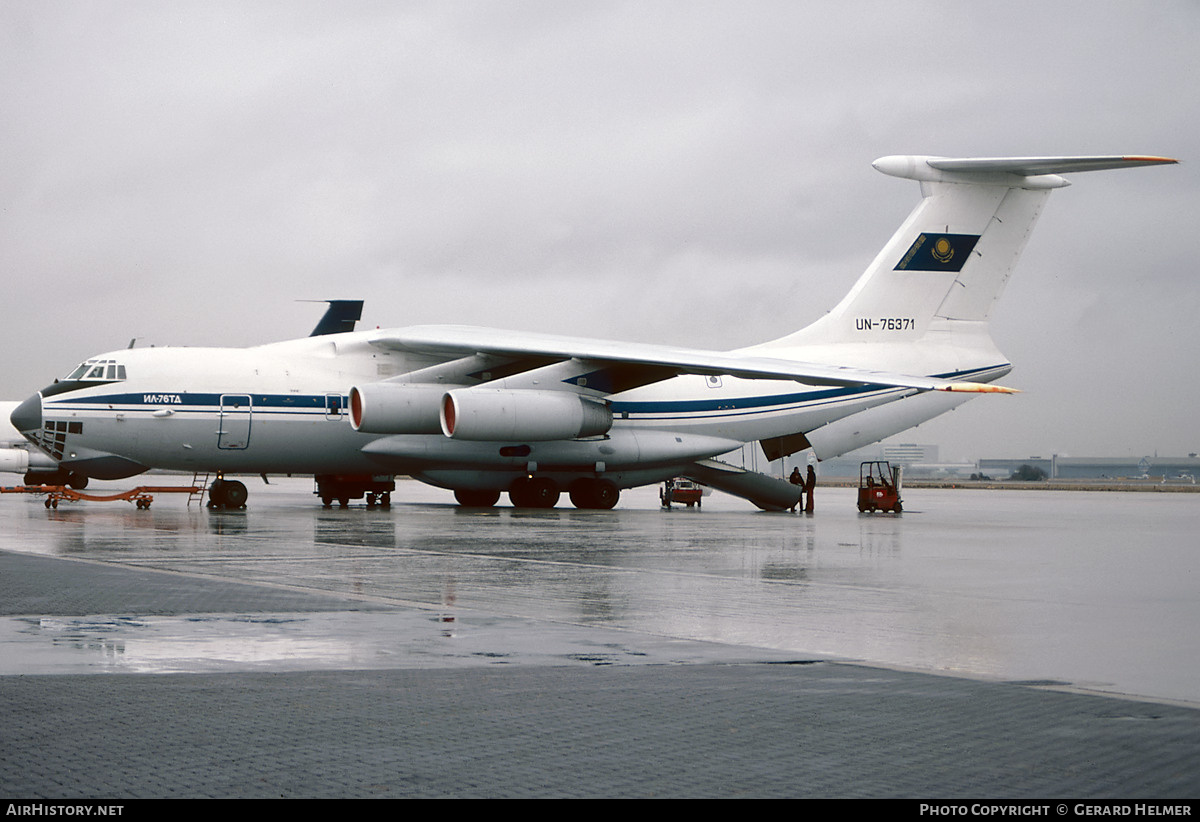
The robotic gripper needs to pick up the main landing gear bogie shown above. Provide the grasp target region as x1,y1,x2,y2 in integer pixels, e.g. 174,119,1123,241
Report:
452,477,621,510
508,477,559,509
25,469,89,490
568,478,620,510
314,474,396,509
454,488,502,508
321,491,392,509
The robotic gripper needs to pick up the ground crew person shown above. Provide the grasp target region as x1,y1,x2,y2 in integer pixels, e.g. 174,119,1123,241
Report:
804,465,816,513
788,467,803,512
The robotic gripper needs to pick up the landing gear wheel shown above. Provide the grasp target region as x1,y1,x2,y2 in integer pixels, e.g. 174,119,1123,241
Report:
509,477,559,508
569,479,620,510
222,481,248,508
208,478,247,509
454,488,501,507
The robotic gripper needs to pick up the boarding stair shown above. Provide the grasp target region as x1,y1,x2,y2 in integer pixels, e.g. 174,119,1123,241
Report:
189,472,211,507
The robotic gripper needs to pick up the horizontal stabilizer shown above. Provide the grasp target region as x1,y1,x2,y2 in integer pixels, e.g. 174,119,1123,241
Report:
927,155,1178,176
874,155,1177,187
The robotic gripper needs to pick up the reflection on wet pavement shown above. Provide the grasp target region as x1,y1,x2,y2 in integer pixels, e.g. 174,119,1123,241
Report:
1,610,801,675
2,479,1197,704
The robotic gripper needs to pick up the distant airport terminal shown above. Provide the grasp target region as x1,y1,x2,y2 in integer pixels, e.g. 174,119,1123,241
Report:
806,443,1200,483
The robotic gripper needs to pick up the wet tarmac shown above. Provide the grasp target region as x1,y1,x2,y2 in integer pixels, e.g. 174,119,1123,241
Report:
2,478,1199,797
4,479,1197,703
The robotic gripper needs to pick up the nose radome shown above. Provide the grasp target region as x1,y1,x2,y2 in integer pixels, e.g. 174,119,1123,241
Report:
10,394,43,434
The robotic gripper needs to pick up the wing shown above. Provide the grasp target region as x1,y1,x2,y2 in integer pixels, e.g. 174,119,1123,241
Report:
366,325,1016,394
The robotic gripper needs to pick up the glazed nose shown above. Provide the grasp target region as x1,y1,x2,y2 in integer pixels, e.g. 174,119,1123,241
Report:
10,393,43,434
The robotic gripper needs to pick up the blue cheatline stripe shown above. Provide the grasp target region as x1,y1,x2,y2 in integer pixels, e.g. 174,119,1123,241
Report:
44,364,1009,419
49,393,344,407
611,383,875,416
46,393,348,417
609,364,1009,417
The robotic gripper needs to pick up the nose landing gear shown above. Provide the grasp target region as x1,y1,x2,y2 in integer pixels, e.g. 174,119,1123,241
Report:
207,478,248,509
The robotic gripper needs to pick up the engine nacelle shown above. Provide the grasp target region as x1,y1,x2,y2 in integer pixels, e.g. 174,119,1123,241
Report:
0,448,31,474
440,389,612,441
348,383,447,435
0,446,57,475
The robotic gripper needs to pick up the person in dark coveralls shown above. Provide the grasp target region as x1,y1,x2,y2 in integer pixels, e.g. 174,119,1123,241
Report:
788,467,803,512
804,465,816,513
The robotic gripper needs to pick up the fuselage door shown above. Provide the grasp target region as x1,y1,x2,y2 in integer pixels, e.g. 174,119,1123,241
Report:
218,394,252,450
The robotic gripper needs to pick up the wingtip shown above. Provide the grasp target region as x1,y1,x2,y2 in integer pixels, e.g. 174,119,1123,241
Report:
1123,155,1178,165
941,382,1021,394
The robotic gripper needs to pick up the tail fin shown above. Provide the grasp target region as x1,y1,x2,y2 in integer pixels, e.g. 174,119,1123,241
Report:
308,299,364,337
763,155,1177,350
750,155,1175,462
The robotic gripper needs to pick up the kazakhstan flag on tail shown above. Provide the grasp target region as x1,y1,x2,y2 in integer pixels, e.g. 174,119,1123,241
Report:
894,233,980,272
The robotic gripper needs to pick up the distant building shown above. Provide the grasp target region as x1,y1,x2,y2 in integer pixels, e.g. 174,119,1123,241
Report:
881,443,939,465
752,440,1199,483
977,457,1054,480
808,443,950,478
978,455,1200,480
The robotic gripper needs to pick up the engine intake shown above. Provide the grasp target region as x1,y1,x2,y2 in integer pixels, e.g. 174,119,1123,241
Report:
440,389,612,441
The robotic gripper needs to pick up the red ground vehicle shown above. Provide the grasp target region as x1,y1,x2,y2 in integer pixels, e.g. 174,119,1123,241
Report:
857,461,902,513
660,478,704,508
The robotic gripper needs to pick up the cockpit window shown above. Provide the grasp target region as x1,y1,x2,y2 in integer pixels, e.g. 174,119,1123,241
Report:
65,359,126,382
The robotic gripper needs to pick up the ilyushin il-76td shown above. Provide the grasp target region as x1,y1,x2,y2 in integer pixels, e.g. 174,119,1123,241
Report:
10,155,1176,510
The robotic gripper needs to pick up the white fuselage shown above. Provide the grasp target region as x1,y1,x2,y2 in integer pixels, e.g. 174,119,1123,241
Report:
22,328,1006,489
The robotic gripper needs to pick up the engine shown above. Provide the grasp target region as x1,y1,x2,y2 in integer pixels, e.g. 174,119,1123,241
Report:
0,445,62,475
0,448,32,474
348,383,447,434
440,389,612,441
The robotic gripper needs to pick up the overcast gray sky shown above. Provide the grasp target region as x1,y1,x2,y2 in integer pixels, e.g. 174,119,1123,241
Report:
3,1,1197,461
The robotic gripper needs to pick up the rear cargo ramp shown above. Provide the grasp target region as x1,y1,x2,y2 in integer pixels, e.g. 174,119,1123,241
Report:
684,459,803,512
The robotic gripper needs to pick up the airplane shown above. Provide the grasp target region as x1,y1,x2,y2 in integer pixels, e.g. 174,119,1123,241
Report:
1,299,364,491
9,154,1176,511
